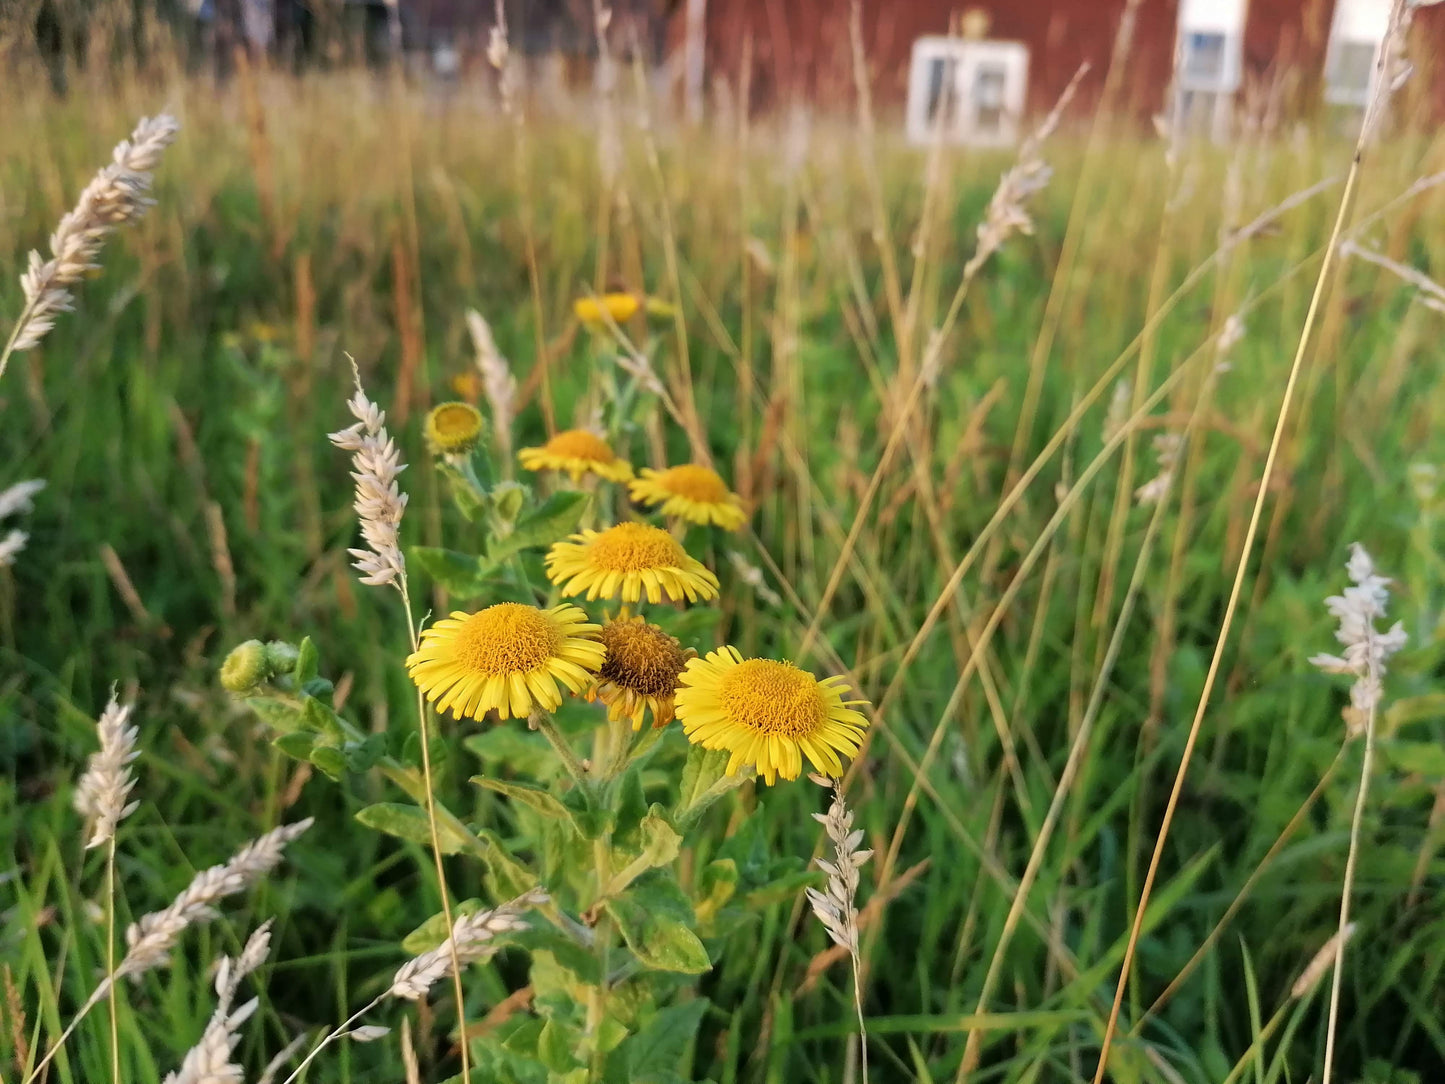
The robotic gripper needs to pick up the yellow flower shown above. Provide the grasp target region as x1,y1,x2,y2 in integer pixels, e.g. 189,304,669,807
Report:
518,429,634,483
588,613,696,729
629,465,748,530
546,522,719,604
450,371,483,401
424,401,485,456
674,647,869,785
574,292,641,331
406,603,606,721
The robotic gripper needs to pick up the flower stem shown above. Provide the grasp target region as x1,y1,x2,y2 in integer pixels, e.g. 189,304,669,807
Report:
587,834,613,1081
530,710,587,782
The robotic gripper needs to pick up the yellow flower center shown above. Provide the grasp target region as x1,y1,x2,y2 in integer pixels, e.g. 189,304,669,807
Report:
430,403,482,441
656,465,730,504
587,523,686,572
450,603,558,674
546,430,616,463
717,659,827,738
599,620,687,696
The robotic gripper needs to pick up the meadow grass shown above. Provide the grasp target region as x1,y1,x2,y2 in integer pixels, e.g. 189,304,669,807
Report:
2,43,1445,1084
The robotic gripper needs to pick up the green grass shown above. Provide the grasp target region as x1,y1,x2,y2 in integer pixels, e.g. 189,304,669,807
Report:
3,57,1445,1084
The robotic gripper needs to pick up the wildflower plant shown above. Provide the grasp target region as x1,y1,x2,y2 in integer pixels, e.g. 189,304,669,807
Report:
225,356,872,1080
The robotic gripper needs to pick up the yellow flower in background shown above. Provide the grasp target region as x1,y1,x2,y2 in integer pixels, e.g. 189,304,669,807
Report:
406,603,606,721
546,522,719,604
630,464,748,530
424,401,485,456
588,612,696,730
674,647,869,785
573,292,677,332
518,429,634,483
575,292,640,331
450,370,483,402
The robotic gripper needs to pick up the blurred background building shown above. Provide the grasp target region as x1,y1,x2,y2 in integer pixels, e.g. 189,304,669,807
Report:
25,0,1445,141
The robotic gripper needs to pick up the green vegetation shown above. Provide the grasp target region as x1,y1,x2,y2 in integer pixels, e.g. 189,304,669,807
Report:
3,55,1445,1084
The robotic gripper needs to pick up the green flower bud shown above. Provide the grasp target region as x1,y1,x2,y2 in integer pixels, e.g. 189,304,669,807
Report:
220,640,269,693
264,640,299,675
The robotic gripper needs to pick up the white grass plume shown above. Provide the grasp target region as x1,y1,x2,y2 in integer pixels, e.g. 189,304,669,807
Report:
9,115,180,358
73,694,140,849
162,922,272,1084
0,480,45,520
329,365,407,590
805,777,871,1082
122,819,313,978
389,889,548,1001
1309,542,1407,733
466,309,517,457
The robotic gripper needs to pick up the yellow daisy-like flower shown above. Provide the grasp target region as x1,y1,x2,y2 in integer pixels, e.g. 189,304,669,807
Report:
424,401,485,456
629,465,748,531
406,603,606,721
674,647,869,785
587,613,696,729
545,522,720,604
517,429,634,483
574,292,641,331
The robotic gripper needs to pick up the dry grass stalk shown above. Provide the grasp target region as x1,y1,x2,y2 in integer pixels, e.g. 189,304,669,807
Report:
73,693,140,849
162,922,272,1084
255,1031,310,1084
1292,923,1358,999
1340,238,1445,314
5,115,179,368
328,367,408,590
389,889,548,1001
804,778,871,1083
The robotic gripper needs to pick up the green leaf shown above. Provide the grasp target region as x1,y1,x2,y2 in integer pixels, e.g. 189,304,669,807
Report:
1381,739,1445,778
740,868,820,909
272,731,315,762
344,733,388,773
465,728,558,779
473,777,579,833
438,462,489,522
694,859,738,925
513,929,602,985
400,898,484,954
294,637,319,686
638,805,681,869
488,491,590,564
309,746,348,781
606,872,711,974
537,1017,582,1073
411,546,490,598
676,745,729,817
615,1000,708,1081
355,803,472,854
246,697,305,734
301,696,346,740
476,828,542,898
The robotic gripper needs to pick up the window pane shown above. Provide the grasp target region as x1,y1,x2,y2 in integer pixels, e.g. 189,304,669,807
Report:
975,64,1007,130
1331,40,1376,95
1184,32,1226,80
926,57,957,122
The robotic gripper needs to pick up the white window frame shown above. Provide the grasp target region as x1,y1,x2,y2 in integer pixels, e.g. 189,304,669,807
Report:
905,37,1029,148
1324,0,1392,107
1171,0,1246,141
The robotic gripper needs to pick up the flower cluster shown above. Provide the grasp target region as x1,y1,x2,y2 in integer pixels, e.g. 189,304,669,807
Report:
0,478,45,569
1309,543,1408,732
396,398,871,784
